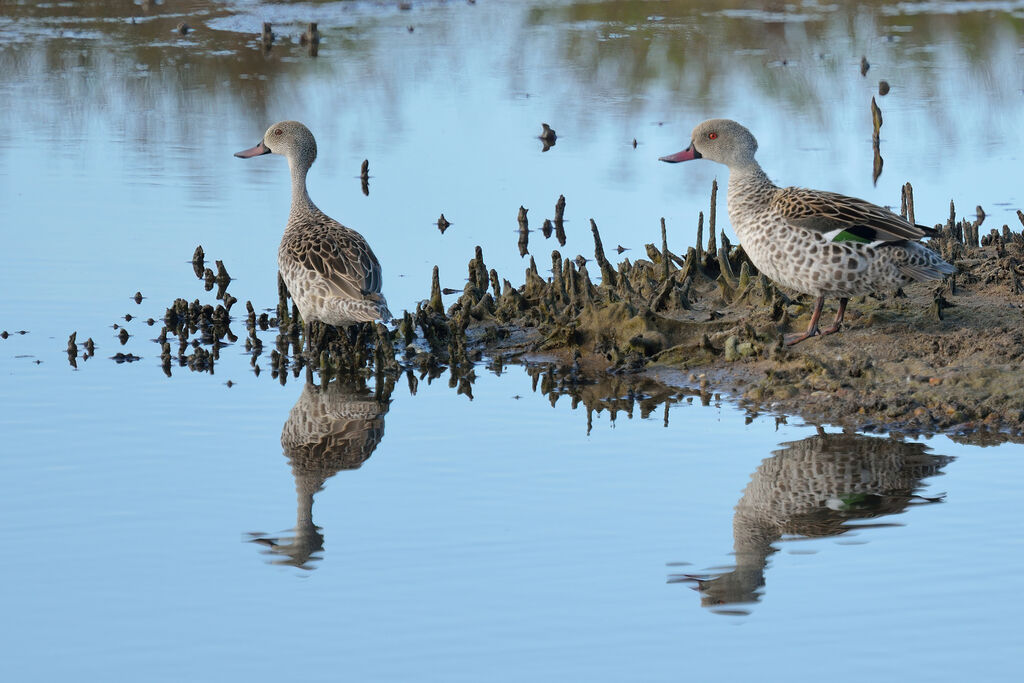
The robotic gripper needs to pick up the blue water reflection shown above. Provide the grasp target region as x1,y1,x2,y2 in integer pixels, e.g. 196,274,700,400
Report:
249,380,390,570
670,429,951,614
1,1,1023,681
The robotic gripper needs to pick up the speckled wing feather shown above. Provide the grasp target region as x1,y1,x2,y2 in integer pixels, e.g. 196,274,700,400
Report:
283,216,384,299
772,186,936,244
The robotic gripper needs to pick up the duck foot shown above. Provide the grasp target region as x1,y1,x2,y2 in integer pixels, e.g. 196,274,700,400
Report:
819,297,848,336
784,329,818,345
784,296,848,345
784,295,825,346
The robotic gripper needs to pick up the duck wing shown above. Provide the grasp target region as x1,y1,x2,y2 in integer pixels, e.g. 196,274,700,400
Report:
772,186,936,244
285,218,383,299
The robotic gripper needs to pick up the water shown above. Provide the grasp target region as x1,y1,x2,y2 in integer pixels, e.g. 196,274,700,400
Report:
1,1,1023,680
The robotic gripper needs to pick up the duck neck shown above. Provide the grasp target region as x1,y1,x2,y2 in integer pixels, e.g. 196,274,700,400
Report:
288,156,319,219
728,159,773,188
727,161,774,207
724,161,775,243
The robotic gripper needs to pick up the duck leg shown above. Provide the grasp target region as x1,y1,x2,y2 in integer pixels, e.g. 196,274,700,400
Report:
820,297,848,336
784,296,825,346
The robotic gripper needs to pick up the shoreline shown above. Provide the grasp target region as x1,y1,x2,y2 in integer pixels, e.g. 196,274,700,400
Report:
453,199,1024,444
102,192,1024,445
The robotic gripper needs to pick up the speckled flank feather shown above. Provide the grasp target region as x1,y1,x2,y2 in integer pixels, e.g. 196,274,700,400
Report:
239,120,391,326
281,382,388,474
257,382,388,568
280,205,391,325
727,170,954,299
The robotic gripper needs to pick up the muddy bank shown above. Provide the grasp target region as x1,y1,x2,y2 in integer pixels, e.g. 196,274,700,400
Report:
101,186,1024,443
433,190,1024,443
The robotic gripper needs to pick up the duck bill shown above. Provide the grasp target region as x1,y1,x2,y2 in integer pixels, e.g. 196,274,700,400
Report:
659,144,701,163
234,140,271,158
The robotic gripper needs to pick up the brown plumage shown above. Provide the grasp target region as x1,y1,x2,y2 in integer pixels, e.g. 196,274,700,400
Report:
772,187,937,243
675,430,950,609
235,121,391,329
249,382,389,569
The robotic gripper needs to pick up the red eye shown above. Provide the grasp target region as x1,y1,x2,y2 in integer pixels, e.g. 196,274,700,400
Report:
274,129,283,135
708,132,718,140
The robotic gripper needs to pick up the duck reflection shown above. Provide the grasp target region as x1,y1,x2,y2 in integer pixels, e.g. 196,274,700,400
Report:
672,428,951,613
249,379,390,569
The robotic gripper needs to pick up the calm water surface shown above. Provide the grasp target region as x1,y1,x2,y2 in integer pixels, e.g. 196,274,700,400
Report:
1,1,1023,680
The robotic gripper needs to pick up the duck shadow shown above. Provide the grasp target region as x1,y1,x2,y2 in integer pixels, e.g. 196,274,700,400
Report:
670,428,951,614
248,378,391,570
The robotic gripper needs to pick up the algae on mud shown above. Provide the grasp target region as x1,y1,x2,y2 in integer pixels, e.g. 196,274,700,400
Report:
126,180,1024,444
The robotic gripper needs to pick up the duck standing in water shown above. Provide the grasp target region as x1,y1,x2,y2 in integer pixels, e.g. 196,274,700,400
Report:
235,121,391,347
660,119,954,345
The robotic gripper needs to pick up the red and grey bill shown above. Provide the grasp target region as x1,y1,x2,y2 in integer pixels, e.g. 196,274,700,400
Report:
234,141,271,158
658,144,702,163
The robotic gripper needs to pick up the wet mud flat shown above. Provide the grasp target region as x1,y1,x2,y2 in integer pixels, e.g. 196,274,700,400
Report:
423,192,1024,444
109,190,1024,444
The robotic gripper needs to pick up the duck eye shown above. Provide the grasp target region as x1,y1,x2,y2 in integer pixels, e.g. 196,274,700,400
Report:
708,132,718,140
274,129,283,136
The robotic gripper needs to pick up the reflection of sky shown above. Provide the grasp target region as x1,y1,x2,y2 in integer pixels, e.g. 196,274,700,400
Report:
0,358,1020,680
1,2,1023,679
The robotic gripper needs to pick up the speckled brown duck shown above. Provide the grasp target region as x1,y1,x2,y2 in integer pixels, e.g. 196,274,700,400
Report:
661,119,954,345
235,121,391,336
249,381,389,569
674,430,950,610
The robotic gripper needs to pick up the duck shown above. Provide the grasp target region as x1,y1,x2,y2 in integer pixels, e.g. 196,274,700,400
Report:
660,119,954,345
678,429,950,609
235,121,391,341
250,380,388,569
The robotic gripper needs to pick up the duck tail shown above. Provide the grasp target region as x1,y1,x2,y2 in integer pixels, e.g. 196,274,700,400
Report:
897,242,955,281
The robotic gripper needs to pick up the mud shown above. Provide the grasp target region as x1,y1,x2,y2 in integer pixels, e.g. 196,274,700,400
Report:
417,187,1024,443
92,181,1024,443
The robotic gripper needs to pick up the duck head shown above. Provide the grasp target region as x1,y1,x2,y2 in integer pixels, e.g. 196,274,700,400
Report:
235,120,318,169
659,118,758,169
